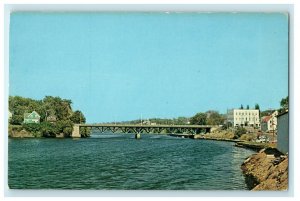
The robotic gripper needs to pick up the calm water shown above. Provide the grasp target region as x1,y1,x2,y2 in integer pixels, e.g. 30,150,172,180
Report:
8,132,255,190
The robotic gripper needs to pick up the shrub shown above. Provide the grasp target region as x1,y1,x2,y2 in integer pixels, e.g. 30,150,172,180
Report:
22,123,41,133
80,127,91,137
56,120,74,137
40,122,59,137
239,134,256,141
234,127,247,139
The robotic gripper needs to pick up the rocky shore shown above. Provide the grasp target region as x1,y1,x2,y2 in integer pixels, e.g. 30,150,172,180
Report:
9,129,35,138
241,148,288,191
9,125,65,138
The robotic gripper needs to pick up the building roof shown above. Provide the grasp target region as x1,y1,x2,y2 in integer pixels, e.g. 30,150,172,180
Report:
24,111,40,119
232,109,259,112
47,114,57,121
277,110,288,118
261,116,272,123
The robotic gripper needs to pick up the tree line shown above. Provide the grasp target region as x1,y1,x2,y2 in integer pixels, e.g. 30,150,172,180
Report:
116,111,226,126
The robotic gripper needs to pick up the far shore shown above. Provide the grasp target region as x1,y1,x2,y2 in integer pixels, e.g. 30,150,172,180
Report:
9,127,276,152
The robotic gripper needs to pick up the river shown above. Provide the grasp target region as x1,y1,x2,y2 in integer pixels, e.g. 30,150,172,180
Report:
8,132,255,190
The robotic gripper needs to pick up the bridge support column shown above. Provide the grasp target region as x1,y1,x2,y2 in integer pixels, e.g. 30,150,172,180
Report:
135,133,141,139
72,124,81,138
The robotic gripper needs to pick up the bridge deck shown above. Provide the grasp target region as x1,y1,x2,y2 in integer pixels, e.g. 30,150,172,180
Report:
72,124,217,137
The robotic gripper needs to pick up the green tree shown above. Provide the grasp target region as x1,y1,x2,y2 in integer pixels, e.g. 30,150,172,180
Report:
190,112,207,125
240,104,244,109
280,96,288,110
40,122,59,137
56,120,74,137
176,117,190,125
255,103,260,110
246,105,250,109
80,127,91,137
43,96,73,121
206,111,225,125
10,115,23,125
70,110,86,124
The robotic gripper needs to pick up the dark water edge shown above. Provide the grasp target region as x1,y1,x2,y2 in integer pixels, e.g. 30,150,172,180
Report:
8,133,255,190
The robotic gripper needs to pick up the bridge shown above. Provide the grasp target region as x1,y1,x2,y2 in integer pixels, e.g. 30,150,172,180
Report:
71,124,217,138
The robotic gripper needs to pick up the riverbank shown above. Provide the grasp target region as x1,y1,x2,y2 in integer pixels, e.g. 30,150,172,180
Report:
8,125,35,138
241,148,288,190
235,141,276,151
199,130,277,151
200,130,288,191
9,125,68,138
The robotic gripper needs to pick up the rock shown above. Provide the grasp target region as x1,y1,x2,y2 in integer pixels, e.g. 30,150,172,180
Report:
263,147,283,157
56,133,64,138
241,150,288,191
10,129,35,138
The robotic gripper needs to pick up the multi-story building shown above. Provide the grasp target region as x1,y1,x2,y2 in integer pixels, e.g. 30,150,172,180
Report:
227,109,260,127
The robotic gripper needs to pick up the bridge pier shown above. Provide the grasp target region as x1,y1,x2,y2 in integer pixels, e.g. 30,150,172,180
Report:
135,133,141,139
72,124,81,138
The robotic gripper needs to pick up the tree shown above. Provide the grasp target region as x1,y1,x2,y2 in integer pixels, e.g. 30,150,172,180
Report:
280,96,288,110
10,115,23,125
255,103,260,110
246,105,250,109
43,96,72,121
206,111,225,125
70,110,86,124
278,96,288,113
260,109,275,117
190,112,207,125
240,104,244,109
56,120,74,137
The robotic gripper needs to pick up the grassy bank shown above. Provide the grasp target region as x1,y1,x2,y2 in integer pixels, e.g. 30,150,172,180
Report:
235,141,277,151
201,129,277,152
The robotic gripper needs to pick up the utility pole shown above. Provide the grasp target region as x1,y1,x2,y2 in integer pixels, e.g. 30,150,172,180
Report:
272,119,275,143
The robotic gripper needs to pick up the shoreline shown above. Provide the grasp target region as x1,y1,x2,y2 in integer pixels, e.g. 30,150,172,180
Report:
196,135,288,191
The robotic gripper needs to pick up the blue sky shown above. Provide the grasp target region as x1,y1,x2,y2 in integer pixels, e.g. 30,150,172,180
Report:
9,12,288,123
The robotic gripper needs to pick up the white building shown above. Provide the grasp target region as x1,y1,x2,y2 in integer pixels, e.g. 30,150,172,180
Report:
261,111,278,132
227,109,260,127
